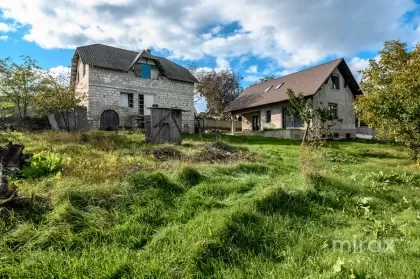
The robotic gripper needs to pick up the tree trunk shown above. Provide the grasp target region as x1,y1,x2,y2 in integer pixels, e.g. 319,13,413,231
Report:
301,122,310,146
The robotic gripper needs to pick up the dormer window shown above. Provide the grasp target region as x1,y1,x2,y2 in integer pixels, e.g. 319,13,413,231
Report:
274,82,284,90
264,86,273,92
141,64,151,79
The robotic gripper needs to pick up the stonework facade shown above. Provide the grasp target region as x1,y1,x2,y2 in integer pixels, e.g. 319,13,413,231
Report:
75,64,195,133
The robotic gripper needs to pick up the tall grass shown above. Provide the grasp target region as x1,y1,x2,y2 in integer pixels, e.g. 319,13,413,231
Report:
0,131,419,278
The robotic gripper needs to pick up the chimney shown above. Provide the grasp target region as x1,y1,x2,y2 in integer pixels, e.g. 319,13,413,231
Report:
146,49,151,54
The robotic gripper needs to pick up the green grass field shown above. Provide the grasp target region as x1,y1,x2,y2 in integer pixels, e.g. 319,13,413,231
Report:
0,131,419,278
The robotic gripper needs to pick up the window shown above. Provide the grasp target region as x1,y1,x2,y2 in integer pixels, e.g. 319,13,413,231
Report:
138,94,144,115
266,110,271,123
83,63,86,77
264,86,273,92
283,108,304,128
274,82,284,90
141,64,151,79
328,103,338,119
331,74,340,89
120,93,134,108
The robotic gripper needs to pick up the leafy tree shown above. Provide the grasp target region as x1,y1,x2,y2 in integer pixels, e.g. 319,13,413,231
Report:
287,89,341,145
0,56,42,122
249,75,276,87
356,40,420,161
35,71,82,131
194,69,243,119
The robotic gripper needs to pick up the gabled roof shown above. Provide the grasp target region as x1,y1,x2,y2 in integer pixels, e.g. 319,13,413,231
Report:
73,44,198,83
225,58,362,113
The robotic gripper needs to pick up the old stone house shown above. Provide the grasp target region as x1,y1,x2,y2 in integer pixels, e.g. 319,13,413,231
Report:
70,44,197,132
225,58,362,139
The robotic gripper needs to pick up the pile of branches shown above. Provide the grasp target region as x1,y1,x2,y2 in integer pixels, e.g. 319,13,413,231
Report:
194,142,250,163
0,143,32,208
143,145,183,161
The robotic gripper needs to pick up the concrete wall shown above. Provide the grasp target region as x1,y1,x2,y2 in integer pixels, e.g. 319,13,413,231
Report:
312,67,356,138
75,65,195,133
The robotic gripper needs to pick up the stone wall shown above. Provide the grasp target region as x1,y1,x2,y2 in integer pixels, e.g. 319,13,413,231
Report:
76,66,195,132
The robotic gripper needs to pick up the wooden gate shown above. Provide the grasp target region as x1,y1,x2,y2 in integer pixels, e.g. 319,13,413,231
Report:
100,110,119,131
145,107,184,144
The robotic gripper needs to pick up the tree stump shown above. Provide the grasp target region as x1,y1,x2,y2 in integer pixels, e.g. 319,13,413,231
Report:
0,143,31,206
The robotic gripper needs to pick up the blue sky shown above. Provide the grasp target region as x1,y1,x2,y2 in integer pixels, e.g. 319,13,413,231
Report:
1,0,420,112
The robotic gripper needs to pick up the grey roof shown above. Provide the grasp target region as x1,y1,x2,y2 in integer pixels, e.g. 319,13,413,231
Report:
75,44,198,83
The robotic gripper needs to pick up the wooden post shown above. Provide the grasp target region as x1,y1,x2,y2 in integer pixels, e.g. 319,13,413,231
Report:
231,114,235,135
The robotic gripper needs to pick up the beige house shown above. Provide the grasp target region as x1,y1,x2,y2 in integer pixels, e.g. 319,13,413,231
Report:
70,44,197,132
225,58,362,139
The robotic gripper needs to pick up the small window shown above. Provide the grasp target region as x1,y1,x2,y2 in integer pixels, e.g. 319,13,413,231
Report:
264,86,273,92
120,93,134,108
83,64,86,77
331,75,340,89
266,110,271,123
274,82,284,90
328,103,338,119
343,78,347,88
334,133,339,139
141,64,151,79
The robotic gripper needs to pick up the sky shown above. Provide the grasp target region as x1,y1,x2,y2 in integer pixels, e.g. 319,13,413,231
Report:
0,0,420,112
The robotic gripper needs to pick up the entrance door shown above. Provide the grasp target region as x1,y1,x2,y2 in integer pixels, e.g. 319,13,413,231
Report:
100,110,119,131
252,115,260,131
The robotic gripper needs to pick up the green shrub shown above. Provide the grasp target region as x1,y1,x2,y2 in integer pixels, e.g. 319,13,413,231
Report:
322,150,360,164
22,151,63,178
179,167,202,187
371,171,416,184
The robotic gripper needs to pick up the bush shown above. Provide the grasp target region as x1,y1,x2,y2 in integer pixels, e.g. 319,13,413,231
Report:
21,151,63,178
322,150,360,164
370,171,416,184
179,167,202,187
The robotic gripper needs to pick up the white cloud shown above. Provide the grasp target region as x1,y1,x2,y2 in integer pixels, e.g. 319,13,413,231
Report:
211,25,222,34
243,75,260,82
246,65,258,74
0,35,8,41
348,55,380,81
0,22,15,32
275,69,293,77
49,65,71,84
215,57,230,69
0,0,417,71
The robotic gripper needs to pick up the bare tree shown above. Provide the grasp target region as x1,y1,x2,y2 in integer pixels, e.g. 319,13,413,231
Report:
194,68,243,120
